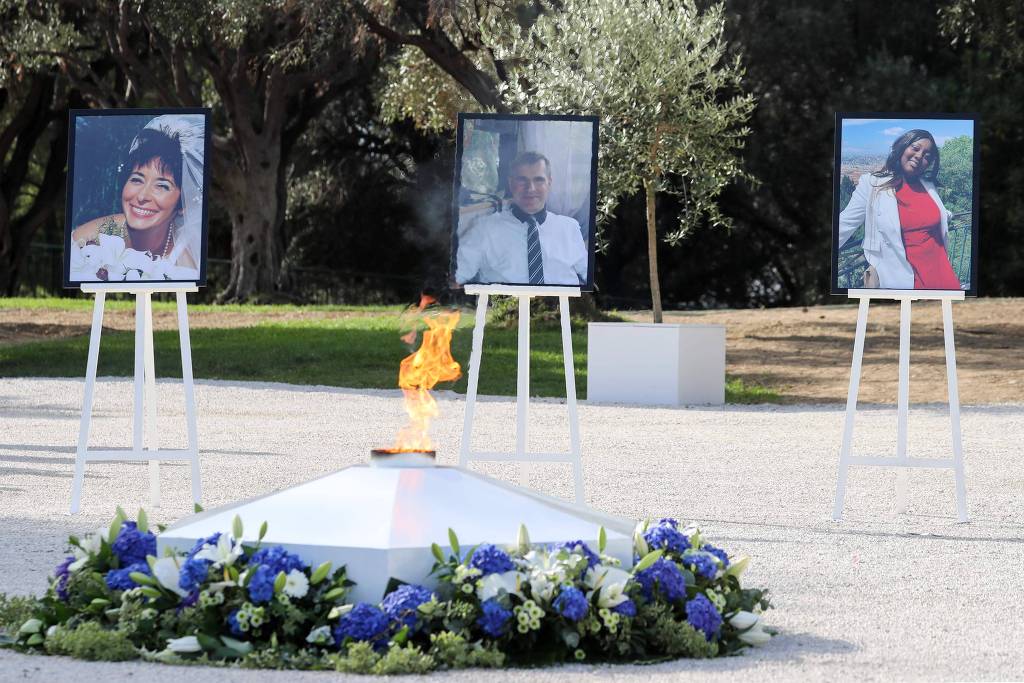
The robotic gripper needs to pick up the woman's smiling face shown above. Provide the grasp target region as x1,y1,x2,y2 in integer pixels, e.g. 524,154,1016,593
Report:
900,138,934,178
121,158,181,231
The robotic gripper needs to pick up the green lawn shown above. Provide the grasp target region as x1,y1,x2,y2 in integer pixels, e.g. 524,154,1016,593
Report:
0,298,777,403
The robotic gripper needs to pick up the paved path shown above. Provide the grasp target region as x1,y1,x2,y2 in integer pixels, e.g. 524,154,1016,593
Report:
1,378,1022,681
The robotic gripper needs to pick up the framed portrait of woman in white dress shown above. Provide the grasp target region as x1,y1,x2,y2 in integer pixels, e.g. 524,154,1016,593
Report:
63,108,212,287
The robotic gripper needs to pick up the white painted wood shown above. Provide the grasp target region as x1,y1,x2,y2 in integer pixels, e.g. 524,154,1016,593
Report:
458,293,489,468
847,288,965,301
587,323,725,405
70,286,202,513
459,287,585,504
833,292,968,522
70,292,106,515
142,293,160,508
517,296,530,487
464,284,581,298
81,283,199,294
178,292,202,505
942,298,969,522
559,296,585,504
894,299,911,514
832,297,869,520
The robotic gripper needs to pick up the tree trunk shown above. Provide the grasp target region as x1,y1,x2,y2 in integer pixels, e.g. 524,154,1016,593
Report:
217,153,284,302
644,178,663,323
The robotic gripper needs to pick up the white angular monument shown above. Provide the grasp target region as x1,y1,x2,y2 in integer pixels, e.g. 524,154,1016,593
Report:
159,452,635,604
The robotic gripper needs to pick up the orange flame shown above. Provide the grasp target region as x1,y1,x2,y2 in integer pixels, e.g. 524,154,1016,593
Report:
391,297,461,452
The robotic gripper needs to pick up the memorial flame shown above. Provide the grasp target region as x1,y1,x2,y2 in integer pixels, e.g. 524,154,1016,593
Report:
387,295,461,453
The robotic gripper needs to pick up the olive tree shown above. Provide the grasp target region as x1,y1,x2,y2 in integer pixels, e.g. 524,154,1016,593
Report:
501,0,754,321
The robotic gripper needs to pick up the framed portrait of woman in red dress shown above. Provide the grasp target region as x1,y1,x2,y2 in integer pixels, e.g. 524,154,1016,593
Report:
832,113,979,296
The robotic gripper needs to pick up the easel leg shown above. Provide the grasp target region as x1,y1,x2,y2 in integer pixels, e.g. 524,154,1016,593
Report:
71,292,106,515
559,296,584,504
459,294,489,468
942,298,968,522
894,299,912,514
177,292,202,505
834,297,869,520
142,293,160,508
516,295,530,487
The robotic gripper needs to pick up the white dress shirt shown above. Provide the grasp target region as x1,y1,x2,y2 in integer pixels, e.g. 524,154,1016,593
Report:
455,206,588,286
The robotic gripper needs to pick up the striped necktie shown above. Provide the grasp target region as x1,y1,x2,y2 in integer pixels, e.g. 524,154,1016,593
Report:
526,217,544,284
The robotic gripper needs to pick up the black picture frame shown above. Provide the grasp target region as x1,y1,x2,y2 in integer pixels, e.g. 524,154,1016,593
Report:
63,107,212,288
450,112,599,291
831,112,980,296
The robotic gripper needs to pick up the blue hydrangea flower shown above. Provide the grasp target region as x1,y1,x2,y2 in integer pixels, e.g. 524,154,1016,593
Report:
684,551,719,580
382,584,434,632
105,562,150,591
333,603,391,650
249,545,307,575
469,544,515,575
702,543,730,568
553,585,589,622
635,557,687,603
657,518,680,529
685,594,723,641
178,556,211,592
644,524,690,555
476,598,513,638
53,556,74,601
247,564,277,604
227,609,243,636
111,521,156,567
188,532,221,557
550,540,600,569
612,599,637,617
180,590,200,609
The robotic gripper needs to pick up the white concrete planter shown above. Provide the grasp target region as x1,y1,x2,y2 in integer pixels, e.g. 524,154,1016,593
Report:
586,322,725,406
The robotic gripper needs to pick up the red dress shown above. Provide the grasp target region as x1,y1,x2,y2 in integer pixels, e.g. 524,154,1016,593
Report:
895,182,960,289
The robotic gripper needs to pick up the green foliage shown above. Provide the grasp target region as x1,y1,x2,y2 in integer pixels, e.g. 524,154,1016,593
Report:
428,631,506,669
636,603,718,659
333,641,381,674
44,622,138,661
0,594,36,635
501,0,754,243
372,643,436,675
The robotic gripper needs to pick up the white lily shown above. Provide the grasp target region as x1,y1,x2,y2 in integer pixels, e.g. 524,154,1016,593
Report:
477,570,522,602
729,610,759,630
69,528,107,571
585,566,632,608
152,556,188,597
739,625,772,646
283,569,309,598
730,610,771,646
194,533,243,568
166,635,202,653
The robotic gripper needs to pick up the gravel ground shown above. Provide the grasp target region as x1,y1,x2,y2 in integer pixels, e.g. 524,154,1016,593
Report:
1,377,1023,682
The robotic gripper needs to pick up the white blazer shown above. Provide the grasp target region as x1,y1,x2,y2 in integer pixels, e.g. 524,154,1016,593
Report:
838,173,951,289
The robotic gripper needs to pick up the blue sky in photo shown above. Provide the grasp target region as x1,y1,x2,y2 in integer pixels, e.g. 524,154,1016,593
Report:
841,117,974,156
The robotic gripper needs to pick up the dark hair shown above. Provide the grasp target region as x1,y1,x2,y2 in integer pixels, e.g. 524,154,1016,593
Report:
510,151,551,177
123,128,183,190
872,129,940,191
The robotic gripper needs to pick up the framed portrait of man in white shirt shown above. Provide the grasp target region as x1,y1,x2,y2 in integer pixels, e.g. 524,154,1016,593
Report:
451,113,598,290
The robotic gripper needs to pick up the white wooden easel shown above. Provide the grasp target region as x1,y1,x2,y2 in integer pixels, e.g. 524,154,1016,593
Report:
70,283,202,514
458,284,585,504
832,289,968,522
